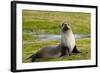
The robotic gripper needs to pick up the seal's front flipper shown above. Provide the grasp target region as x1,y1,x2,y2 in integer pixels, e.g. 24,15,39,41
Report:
72,45,81,54
60,46,70,57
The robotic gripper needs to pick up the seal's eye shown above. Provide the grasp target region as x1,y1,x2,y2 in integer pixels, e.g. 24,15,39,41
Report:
68,24,69,26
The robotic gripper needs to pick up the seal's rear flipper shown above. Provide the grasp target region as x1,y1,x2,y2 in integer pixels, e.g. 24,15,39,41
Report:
31,54,37,62
26,54,37,62
72,45,81,54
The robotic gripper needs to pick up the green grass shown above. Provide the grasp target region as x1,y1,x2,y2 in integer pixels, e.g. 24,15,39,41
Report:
22,10,91,34
22,10,91,63
23,38,90,63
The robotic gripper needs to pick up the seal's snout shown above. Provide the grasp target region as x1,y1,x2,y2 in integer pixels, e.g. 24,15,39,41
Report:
62,22,70,32
63,24,69,31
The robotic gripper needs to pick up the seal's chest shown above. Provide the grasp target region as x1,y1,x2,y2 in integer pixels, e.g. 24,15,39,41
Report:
62,32,75,51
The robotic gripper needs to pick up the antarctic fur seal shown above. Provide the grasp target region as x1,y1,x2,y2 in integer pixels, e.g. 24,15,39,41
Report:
27,22,80,62
60,22,81,56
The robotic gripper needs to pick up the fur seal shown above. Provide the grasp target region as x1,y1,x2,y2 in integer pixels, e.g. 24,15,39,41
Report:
60,22,80,56
27,22,80,62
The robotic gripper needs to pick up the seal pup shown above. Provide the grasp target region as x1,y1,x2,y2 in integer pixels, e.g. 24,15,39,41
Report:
60,22,81,56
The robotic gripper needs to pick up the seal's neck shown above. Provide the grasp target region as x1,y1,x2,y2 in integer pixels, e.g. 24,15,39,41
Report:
61,29,73,36
60,29,75,46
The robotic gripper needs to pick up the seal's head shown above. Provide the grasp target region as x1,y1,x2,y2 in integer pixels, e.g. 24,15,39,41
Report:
62,22,71,32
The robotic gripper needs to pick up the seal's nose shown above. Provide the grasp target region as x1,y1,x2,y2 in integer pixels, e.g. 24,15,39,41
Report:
64,24,67,27
62,24,69,32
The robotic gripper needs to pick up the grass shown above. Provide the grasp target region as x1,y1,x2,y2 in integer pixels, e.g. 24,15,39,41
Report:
22,10,91,34
23,38,90,63
22,10,91,63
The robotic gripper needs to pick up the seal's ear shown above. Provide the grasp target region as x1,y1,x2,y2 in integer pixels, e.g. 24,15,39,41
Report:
62,23,64,26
